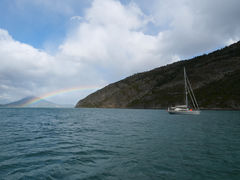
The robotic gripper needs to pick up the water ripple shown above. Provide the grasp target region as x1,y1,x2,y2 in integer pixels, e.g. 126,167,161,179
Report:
0,108,240,179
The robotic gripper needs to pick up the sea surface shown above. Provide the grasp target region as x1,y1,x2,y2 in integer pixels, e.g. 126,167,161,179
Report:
0,108,240,180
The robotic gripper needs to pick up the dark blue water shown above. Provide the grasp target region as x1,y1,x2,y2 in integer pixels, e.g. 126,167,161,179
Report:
0,108,240,180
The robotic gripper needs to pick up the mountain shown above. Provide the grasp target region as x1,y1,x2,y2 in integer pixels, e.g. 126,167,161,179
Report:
76,41,240,110
2,96,62,108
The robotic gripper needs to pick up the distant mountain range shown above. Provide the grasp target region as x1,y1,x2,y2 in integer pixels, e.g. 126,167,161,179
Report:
0,96,67,108
76,41,240,110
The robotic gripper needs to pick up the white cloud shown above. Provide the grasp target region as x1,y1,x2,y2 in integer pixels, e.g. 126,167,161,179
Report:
60,0,162,78
149,0,240,57
70,16,83,21
85,0,146,30
0,29,106,104
0,0,240,104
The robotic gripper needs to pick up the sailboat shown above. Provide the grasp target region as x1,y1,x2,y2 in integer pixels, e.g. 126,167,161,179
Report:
168,67,200,115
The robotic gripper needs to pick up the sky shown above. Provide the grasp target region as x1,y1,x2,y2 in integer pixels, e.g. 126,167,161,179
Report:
0,0,240,105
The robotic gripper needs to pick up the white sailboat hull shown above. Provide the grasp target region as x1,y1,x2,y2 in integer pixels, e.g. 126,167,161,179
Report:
168,109,200,115
168,67,200,115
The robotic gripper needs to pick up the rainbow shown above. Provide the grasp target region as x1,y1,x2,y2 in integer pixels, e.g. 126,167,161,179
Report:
21,85,102,107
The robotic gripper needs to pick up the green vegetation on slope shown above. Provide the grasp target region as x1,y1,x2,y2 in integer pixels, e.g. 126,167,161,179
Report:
76,41,240,109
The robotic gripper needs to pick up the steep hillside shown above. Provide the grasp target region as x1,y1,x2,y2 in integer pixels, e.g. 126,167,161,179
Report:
76,41,240,109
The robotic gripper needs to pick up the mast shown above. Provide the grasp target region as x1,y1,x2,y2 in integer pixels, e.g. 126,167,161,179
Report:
184,67,188,107
186,75,199,110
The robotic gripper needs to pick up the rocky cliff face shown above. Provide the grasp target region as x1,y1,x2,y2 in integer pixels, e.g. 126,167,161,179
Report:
76,41,240,109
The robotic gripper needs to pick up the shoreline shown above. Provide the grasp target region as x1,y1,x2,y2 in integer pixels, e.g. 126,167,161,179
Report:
74,106,240,111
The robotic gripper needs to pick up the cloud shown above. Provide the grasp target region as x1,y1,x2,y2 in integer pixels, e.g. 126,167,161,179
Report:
60,0,162,78
0,29,106,104
0,0,240,104
148,0,240,57
70,16,83,21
